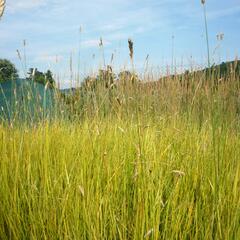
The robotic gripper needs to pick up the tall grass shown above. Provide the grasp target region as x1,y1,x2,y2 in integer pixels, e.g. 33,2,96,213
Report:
201,0,211,68
0,58,240,239
0,116,239,239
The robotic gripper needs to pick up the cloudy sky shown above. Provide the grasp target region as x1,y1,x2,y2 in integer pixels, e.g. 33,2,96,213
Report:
0,0,240,87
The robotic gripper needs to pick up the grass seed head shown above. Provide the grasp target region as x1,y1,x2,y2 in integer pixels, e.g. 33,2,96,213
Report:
144,228,154,238
79,185,85,197
116,97,121,106
99,37,103,47
16,49,22,61
0,0,6,18
128,38,134,60
201,0,205,4
172,170,185,177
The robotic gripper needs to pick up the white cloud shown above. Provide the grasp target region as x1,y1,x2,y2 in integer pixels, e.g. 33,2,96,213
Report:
34,54,63,63
7,0,48,12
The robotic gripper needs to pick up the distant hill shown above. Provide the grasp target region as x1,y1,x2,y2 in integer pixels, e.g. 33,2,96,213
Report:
0,78,55,121
205,60,240,76
60,61,240,95
161,60,240,82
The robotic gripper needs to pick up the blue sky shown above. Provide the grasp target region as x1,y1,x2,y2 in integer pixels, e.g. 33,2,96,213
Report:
0,0,240,87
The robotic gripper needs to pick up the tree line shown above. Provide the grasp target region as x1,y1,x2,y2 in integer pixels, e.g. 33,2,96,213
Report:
0,59,55,88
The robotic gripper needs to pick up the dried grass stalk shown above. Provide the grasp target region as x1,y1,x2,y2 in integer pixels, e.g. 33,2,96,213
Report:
0,0,6,18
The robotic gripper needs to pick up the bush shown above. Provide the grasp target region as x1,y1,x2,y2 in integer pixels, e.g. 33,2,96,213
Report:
0,59,19,82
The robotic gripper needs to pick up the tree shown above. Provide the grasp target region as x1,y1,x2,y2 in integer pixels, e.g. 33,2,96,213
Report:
0,59,19,82
28,68,55,88
45,70,55,86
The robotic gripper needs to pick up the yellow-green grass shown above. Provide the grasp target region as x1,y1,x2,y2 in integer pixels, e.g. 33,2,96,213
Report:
0,115,239,239
0,63,240,239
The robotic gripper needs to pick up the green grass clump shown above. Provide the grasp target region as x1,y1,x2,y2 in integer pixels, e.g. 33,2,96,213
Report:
0,62,240,239
0,115,239,239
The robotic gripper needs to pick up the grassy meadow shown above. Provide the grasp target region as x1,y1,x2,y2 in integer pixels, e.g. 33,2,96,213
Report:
0,63,240,239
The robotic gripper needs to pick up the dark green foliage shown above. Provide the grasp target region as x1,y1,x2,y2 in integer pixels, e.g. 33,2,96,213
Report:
0,59,19,82
28,68,55,88
45,70,55,86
